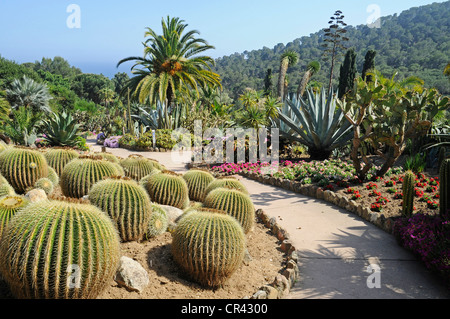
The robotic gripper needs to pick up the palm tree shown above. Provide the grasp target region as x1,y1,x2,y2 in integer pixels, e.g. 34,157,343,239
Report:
296,61,321,98
277,51,299,101
6,76,52,113
117,16,221,107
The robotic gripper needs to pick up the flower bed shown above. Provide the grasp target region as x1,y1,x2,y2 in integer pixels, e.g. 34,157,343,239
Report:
204,159,449,288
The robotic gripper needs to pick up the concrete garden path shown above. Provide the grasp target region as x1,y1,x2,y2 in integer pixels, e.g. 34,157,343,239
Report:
89,140,450,299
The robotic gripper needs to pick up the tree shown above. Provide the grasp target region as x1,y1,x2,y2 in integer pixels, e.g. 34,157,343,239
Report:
263,68,273,97
6,76,52,113
321,10,349,93
112,72,130,96
361,50,377,82
296,61,321,98
117,16,221,107
338,49,357,99
33,57,82,78
277,51,299,101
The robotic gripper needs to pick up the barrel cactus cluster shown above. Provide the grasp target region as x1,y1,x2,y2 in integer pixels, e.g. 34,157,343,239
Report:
0,198,121,299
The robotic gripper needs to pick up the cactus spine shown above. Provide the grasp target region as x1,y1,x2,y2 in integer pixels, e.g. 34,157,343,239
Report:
44,148,80,176
402,171,416,217
0,199,121,299
440,159,449,217
146,203,168,239
89,177,152,242
204,177,249,197
120,155,158,181
183,169,215,202
146,171,190,209
60,155,123,198
203,187,255,234
0,195,30,238
171,210,246,288
0,147,49,194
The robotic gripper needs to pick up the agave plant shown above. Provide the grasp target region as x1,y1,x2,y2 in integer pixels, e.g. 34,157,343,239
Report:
278,88,352,160
133,101,186,130
42,111,81,147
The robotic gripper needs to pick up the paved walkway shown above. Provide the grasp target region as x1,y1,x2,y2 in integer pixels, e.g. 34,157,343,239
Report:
89,141,450,299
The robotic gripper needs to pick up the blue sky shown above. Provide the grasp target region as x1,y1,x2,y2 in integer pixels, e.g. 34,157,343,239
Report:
0,0,445,78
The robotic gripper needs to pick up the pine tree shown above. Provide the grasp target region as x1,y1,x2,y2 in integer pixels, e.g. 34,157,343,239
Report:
338,49,357,99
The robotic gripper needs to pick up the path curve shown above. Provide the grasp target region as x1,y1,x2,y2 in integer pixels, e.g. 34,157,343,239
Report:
89,141,450,299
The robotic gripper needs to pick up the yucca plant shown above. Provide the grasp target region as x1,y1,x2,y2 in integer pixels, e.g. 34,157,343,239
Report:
0,195,30,238
183,169,215,202
60,155,123,198
44,147,80,176
0,198,121,299
89,176,152,242
203,187,255,234
42,111,81,147
278,88,352,160
0,147,49,194
171,209,246,288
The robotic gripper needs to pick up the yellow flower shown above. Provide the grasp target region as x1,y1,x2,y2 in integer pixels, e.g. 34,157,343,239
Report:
29,162,37,169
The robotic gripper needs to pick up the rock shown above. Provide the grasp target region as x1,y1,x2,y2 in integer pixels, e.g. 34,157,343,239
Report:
273,274,290,297
252,290,267,299
160,205,184,224
115,256,149,293
316,187,324,200
25,188,47,203
243,249,252,266
260,285,279,299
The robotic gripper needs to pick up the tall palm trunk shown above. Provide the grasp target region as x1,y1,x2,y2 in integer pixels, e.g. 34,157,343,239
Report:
277,58,289,101
297,69,313,98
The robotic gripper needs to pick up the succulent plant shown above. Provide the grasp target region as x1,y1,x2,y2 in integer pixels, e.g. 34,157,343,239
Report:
203,187,255,234
34,177,54,195
145,170,190,209
47,166,59,187
139,169,161,189
440,159,449,217
0,198,121,299
278,88,353,160
89,176,152,242
44,147,80,176
0,147,49,194
0,175,15,197
183,169,215,202
94,152,120,164
402,171,416,217
0,195,30,238
146,203,169,239
171,209,246,288
204,177,249,197
60,155,123,198
120,154,158,181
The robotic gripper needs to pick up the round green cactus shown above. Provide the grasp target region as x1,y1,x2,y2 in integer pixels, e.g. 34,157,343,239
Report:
171,210,246,288
120,154,158,181
203,187,255,234
0,195,30,238
0,175,15,197
183,169,215,202
34,177,54,195
204,177,249,197
89,176,152,242
146,203,169,239
145,170,190,209
95,152,120,164
0,147,49,194
47,166,59,187
44,147,80,176
60,155,123,198
139,169,161,189
0,198,121,299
